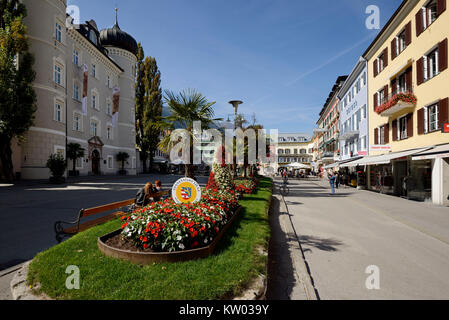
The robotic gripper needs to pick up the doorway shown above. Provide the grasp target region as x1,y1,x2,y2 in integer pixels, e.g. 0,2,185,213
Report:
92,150,100,175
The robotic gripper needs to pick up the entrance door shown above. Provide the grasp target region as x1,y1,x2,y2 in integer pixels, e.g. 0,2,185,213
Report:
394,161,408,197
92,150,100,175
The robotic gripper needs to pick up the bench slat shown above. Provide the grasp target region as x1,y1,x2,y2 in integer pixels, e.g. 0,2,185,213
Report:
82,199,135,217
64,211,126,234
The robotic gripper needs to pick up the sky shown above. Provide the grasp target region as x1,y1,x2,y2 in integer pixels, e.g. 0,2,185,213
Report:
68,0,403,135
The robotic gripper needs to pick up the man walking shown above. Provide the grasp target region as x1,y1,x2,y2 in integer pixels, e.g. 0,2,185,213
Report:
328,171,336,195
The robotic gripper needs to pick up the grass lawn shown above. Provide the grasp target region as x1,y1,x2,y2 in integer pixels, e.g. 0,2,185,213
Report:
27,177,273,300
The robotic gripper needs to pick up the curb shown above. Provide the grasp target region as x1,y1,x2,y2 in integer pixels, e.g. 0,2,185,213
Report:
10,261,51,300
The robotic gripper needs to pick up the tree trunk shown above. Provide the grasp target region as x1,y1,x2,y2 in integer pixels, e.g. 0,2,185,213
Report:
0,137,15,182
149,150,154,174
141,153,148,173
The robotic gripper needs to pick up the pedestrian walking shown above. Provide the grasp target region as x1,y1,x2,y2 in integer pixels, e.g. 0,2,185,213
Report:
335,172,340,189
328,172,336,195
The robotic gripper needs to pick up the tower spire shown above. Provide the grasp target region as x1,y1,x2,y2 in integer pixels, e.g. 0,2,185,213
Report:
114,7,120,28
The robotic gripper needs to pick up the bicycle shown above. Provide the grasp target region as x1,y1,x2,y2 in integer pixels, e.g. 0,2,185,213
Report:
280,180,290,196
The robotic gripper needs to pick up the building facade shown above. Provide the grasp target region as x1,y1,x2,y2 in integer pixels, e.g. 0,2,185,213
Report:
13,0,138,179
276,133,313,172
363,0,449,205
315,76,348,171
338,58,369,161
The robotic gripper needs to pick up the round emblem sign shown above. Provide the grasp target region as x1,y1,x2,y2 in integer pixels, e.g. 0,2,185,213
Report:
172,178,202,204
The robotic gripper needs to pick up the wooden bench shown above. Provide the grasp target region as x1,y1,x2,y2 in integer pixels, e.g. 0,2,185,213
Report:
54,190,169,243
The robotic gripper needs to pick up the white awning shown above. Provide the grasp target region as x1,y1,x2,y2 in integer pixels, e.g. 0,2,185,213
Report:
323,163,338,169
412,144,449,160
340,148,431,167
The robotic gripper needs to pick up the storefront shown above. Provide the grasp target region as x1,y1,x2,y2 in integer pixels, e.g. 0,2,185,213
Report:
412,143,449,206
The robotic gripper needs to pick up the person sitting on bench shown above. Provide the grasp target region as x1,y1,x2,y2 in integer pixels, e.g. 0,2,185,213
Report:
135,182,157,207
153,180,163,202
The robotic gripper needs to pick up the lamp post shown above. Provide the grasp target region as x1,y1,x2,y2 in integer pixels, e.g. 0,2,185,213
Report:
229,100,243,130
229,100,243,177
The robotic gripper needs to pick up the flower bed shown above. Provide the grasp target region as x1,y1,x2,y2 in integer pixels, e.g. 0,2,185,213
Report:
120,188,239,253
234,178,258,195
375,92,417,115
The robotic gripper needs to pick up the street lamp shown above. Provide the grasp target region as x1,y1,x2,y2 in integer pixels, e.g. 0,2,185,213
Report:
229,100,243,130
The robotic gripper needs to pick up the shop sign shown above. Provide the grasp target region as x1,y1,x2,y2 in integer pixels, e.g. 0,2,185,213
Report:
370,145,392,152
442,123,449,133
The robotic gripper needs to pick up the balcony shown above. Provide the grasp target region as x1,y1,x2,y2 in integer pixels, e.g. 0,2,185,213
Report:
340,129,359,140
322,151,334,159
375,88,417,117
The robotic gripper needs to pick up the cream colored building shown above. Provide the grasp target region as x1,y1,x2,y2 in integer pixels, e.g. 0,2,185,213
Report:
362,0,449,205
13,0,138,179
276,133,313,173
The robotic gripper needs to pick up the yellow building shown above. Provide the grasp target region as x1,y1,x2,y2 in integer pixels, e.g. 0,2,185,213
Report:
363,0,449,205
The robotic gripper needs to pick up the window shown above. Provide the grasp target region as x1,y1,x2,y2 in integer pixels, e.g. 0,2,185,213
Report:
106,101,112,116
300,149,306,154
91,64,96,78
378,53,385,72
54,102,63,122
107,126,113,140
379,126,386,145
398,30,406,55
426,48,439,80
73,83,80,101
399,116,408,140
428,104,439,132
377,88,385,106
54,64,62,85
362,72,367,86
92,92,99,110
278,149,284,155
424,0,438,28
89,30,97,45
90,120,98,136
55,22,62,43
73,113,82,131
361,105,367,119
76,157,83,169
107,76,111,88
73,49,79,66
107,156,113,169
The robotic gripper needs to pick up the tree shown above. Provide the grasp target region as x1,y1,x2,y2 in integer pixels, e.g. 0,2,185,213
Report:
135,43,163,174
159,89,221,179
143,56,163,173
135,43,149,172
116,152,130,173
67,143,85,175
0,0,37,182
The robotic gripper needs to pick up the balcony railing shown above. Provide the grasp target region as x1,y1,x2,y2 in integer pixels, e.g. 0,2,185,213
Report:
375,87,417,117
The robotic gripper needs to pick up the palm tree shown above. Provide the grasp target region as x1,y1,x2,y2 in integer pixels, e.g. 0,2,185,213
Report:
116,152,130,174
159,89,222,179
67,143,85,176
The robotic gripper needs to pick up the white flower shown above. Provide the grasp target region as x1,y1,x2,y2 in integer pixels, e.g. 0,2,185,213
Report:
179,243,185,250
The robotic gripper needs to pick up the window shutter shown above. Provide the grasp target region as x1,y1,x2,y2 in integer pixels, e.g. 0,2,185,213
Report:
392,120,398,141
438,38,448,72
373,60,378,77
406,67,413,92
405,21,412,46
437,0,447,17
374,128,379,145
384,123,390,144
417,108,425,135
383,47,388,68
417,57,424,85
383,85,389,103
391,38,397,60
439,97,449,128
391,78,397,95
416,9,423,37
407,113,414,138
373,93,378,110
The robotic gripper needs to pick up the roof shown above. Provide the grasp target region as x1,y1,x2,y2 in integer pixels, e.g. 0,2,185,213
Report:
99,14,138,56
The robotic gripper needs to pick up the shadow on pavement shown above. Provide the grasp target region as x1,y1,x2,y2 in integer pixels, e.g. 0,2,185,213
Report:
300,235,344,253
266,196,296,300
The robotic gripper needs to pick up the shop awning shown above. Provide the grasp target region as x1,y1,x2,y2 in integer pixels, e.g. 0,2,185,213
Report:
340,148,430,167
412,144,449,160
324,157,363,169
